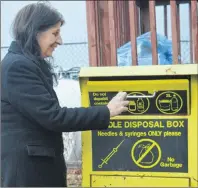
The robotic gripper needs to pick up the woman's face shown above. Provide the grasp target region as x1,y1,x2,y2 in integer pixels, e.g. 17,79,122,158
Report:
37,22,62,58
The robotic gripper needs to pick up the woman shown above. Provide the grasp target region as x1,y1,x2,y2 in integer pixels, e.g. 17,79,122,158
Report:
1,2,129,187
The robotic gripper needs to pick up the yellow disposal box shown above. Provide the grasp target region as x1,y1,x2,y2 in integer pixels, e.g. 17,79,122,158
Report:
79,64,198,187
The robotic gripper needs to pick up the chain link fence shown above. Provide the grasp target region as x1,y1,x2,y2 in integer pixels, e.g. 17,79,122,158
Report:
180,40,191,64
52,42,89,71
53,78,82,168
51,42,89,168
0,40,192,168
1,40,192,68
1,42,89,69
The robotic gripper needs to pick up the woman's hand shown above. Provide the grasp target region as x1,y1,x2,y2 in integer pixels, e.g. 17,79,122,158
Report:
107,92,129,117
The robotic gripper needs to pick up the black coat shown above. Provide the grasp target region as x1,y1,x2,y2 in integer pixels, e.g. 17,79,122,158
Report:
1,41,110,187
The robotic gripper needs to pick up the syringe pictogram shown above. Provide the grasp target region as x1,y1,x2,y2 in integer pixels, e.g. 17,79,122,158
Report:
98,139,125,168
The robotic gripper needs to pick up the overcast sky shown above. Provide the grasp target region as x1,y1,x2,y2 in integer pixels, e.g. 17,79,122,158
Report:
1,1,88,47
1,1,190,47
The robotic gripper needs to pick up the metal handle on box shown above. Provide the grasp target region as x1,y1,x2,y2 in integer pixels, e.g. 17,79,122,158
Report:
126,91,156,99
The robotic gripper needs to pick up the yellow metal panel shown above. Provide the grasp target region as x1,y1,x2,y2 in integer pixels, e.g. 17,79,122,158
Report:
91,175,190,187
80,68,198,187
87,79,189,92
79,64,198,78
87,79,190,115
188,75,198,187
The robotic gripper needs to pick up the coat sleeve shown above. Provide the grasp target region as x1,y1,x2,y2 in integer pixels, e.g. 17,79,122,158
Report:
6,60,110,132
